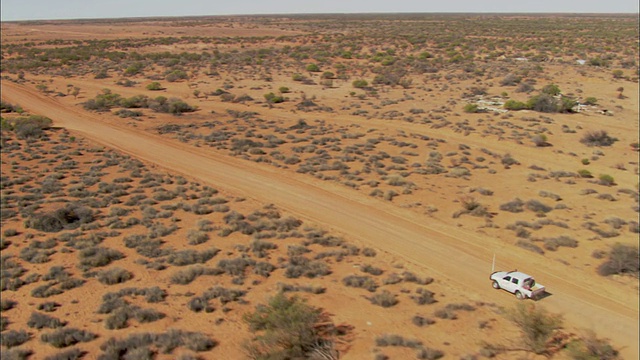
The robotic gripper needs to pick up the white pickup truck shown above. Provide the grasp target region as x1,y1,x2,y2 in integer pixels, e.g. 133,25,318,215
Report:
490,270,546,300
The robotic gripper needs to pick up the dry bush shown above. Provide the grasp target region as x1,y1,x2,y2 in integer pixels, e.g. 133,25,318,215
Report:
0,330,30,348
27,312,66,329
508,303,563,355
342,275,378,292
97,267,133,285
580,130,617,147
368,290,398,307
597,243,639,277
566,330,620,359
243,292,337,359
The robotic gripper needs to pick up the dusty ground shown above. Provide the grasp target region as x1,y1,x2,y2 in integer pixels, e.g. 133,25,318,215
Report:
1,14,638,360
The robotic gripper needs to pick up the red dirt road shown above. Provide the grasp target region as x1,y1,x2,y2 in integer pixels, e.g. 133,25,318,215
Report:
3,81,638,358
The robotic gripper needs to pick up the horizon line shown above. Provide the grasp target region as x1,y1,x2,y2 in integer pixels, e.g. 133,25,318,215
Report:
2,11,639,23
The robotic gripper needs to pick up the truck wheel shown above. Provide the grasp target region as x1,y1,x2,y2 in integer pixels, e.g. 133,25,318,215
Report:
515,291,525,300
492,281,500,289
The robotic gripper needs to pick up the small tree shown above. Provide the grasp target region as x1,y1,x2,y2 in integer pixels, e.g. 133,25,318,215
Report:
508,303,563,355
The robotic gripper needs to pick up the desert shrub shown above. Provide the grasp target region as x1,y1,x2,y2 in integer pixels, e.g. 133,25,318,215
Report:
305,63,320,72
416,348,445,360
577,169,593,178
463,104,479,113
97,267,133,285
362,248,377,257
12,115,53,139
597,243,639,276
500,74,521,86
250,240,277,258
368,290,398,307
146,82,164,91
170,266,221,285
375,334,422,348
0,330,30,348
598,174,615,186
243,292,329,359
0,348,33,360
352,79,368,88
508,303,563,355
0,317,8,332
342,275,377,292
526,199,553,213
532,134,549,147
565,330,620,360
412,315,435,327
516,240,545,255
541,84,561,96
526,94,559,113
38,302,61,312
434,303,475,320
41,328,96,348
27,311,66,329
543,236,578,251
264,92,284,104
284,257,330,279
31,283,65,298
217,257,255,277
1,299,17,311
361,264,383,276
580,130,617,147
98,329,215,357
78,247,124,270
504,99,527,110
253,262,276,277
187,230,209,245
44,348,85,360
25,203,94,233
167,248,219,266
411,288,437,305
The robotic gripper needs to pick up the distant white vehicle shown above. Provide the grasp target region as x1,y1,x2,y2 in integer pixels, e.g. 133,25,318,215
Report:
490,270,546,300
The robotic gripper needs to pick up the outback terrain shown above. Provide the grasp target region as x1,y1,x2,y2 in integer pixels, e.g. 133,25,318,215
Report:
1,14,639,360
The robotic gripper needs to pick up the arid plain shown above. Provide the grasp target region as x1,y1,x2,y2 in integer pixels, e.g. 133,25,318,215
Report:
1,14,638,360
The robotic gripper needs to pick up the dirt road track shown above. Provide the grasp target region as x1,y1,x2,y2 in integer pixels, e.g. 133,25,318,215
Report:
2,82,638,358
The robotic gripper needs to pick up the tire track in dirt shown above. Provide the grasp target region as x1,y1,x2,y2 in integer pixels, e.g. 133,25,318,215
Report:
2,82,638,359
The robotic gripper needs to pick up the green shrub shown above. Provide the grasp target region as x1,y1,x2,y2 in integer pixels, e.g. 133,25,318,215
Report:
504,99,527,110
146,82,164,91
577,169,592,178
305,63,320,72
11,115,53,139
352,79,368,89
541,84,561,96
264,92,284,104
463,104,479,113
583,97,598,105
598,174,615,186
